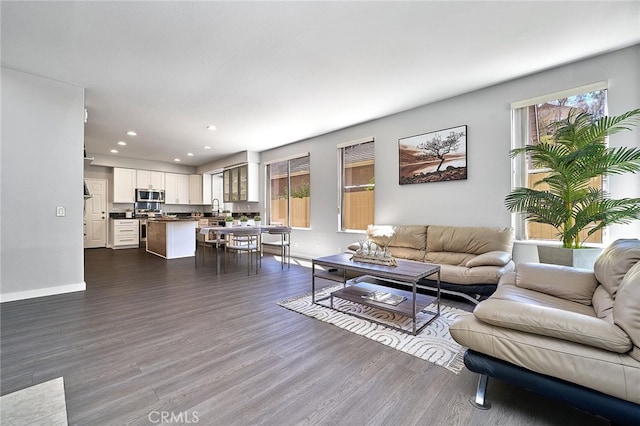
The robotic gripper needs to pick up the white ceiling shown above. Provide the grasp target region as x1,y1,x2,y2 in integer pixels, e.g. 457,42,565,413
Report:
2,1,639,167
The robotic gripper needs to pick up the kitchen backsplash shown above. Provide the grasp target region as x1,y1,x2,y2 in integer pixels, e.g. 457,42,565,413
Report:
111,202,261,214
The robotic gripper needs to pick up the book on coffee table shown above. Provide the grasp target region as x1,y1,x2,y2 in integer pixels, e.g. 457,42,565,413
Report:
361,290,406,306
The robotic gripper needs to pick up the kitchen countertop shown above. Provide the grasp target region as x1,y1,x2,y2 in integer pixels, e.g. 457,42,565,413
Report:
148,217,199,222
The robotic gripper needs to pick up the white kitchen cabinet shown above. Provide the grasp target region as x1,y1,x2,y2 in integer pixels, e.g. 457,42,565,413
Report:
136,170,165,190
202,173,212,205
165,173,190,204
189,174,203,205
110,219,139,249
188,173,213,205
113,168,136,203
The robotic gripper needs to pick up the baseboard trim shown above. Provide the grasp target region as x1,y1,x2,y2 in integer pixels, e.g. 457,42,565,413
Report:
0,282,86,303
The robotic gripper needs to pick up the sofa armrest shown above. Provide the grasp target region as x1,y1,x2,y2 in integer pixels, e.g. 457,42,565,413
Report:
474,299,632,353
515,262,598,305
466,251,512,267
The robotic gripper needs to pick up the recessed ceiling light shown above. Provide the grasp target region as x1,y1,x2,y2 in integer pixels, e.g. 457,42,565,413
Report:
117,141,127,146
206,125,216,130
126,130,137,136
174,158,181,162
110,149,119,153
187,152,194,156
204,146,211,149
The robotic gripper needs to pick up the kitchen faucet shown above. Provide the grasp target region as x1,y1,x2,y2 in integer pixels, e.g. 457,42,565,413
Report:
211,198,220,214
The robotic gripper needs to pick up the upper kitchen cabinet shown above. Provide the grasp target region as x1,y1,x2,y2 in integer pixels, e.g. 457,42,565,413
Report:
164,173,189,205
113,168,136,203
223,163,258,202
136,170,165,190
191,173,214,205
189,174,203,205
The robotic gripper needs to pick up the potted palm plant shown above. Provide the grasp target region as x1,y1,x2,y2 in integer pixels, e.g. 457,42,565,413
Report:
225,216,234,227
239,215,249,226
505,108,640,268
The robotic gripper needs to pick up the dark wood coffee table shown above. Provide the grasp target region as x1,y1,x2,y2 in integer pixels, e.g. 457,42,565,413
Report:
311,253,440,335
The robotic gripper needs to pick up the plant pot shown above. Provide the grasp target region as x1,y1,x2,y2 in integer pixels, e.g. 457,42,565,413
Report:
240,221,248,227
537,245,603,270
254,221,262,226
225,222,233,227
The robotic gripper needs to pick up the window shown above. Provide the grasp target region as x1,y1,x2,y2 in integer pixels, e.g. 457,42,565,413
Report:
511,83,607,243
339,138,375,231
266,154,310,228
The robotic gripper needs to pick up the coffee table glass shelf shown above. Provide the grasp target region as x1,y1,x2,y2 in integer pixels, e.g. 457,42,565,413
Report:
312,253,441,335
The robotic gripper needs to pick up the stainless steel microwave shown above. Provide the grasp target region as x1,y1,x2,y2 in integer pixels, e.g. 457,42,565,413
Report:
136,188,165,203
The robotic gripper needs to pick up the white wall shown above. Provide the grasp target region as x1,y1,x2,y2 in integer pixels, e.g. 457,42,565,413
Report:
1,68,86,302
260,45,640,261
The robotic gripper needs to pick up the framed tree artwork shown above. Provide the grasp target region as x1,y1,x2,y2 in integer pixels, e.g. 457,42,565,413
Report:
398,125,467,184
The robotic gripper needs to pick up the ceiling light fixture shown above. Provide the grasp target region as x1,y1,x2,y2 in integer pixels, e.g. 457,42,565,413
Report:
110,149,119,153
174,158,181,162
206,125,216,130
126,130,137,136
203,146,211,149
187,153,194,156
117,141,127,146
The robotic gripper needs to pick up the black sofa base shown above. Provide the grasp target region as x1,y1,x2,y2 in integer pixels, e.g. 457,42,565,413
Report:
419,279,496,305
463,349,640,425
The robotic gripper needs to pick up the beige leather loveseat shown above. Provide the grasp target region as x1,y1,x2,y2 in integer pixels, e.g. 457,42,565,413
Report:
450,239,640,424
350,224,515,303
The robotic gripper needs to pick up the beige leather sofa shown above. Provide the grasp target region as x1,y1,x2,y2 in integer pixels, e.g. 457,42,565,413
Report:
350,224,515,303
450,239,640,423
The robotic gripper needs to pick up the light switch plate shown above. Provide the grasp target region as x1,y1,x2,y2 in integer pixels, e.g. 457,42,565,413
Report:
56,206,66,217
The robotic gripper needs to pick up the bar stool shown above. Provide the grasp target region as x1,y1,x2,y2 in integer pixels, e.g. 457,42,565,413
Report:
262,226,291,269
225,228,261,275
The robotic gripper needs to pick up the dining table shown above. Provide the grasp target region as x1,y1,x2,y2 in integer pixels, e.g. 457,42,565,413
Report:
196,224,290,273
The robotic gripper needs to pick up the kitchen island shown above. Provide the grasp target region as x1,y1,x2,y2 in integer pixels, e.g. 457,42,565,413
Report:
146,218,197,259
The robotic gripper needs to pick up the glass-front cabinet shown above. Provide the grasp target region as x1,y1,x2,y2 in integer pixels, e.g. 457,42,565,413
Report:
223,163,258,202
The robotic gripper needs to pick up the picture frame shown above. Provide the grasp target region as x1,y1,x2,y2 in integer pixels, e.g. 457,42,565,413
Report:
398,125,467,185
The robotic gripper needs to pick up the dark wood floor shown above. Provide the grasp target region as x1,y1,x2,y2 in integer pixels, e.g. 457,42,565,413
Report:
1,248,606,425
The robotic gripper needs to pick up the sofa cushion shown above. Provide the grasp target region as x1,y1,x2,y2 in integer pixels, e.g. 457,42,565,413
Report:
425,251,475,266
426,225,514,255
592,285,615,322
614,261,640,357
474,299,632,353
367,225,427,262
594,239,640,298
492,282,596,316
438,263,514,285
515,262,598,305
466,251,512,267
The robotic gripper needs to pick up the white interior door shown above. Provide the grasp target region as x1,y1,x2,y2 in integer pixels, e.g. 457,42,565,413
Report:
84,178,107,248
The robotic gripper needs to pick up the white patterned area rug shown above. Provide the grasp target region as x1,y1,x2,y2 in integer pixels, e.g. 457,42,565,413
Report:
278,286,468,374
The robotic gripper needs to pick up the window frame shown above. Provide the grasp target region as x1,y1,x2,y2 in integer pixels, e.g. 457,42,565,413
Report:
510,81,608,243
265,153,310,229
337,137,375,233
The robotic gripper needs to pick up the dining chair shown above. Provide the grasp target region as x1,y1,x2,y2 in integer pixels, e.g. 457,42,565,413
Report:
225,227,261,275
195,228,225,270
261,226,291,269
